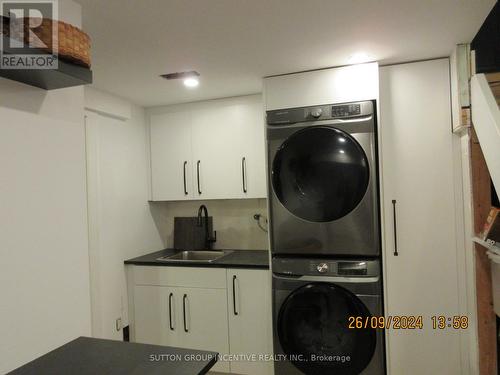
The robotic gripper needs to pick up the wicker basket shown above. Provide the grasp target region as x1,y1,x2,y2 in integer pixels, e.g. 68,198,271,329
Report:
1,16,8,36
7,17,91,68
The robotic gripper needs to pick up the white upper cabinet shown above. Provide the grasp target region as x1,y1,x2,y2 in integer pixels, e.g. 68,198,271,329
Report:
264,62,379,110
191,104,244,200
380,59,464,374
234,97,267,199
150,111,193,200
149,95,266,201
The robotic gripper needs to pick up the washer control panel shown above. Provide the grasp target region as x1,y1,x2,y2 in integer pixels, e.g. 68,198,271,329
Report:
308,260,371,276
309,260,370,276
273,257,380,278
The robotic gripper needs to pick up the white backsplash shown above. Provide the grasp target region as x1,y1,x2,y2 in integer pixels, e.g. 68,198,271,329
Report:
149,199,269,250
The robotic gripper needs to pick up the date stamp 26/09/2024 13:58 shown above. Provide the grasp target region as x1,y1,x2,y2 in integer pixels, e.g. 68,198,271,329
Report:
347,315,469,330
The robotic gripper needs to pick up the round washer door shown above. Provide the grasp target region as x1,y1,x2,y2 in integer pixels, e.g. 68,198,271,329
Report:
277,283,376,375
272,126,369,222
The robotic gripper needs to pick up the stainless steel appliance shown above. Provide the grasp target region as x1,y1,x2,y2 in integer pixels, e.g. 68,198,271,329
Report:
272,257,385,375
267,100,379,256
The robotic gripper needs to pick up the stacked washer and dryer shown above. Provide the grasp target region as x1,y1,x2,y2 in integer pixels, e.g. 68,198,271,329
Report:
267,99,385,374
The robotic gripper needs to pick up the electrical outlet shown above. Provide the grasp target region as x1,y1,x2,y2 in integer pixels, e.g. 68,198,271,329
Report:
115,318,122,332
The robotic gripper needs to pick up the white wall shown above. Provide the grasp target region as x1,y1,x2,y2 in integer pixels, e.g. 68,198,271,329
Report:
85,88,163,339
150,199,269,250
0,2,91,372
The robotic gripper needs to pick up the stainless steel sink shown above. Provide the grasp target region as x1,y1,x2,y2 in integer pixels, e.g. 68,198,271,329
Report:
156,250,233,263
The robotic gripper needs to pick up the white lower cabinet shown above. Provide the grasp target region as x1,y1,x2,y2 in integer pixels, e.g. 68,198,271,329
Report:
380,59,465,374
134,285,230,372
133,285,178,346
176,286,229,365
131,267,230,372
226,269,274,375
129,266,273,374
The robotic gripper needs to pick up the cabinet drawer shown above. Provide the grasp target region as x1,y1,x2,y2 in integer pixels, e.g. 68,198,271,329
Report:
132,266,226,289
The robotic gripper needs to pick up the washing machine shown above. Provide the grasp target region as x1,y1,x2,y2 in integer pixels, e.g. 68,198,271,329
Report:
267,100,379,257
272,257,385,375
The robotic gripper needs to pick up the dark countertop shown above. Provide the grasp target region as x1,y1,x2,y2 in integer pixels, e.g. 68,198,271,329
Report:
124,249,269,269
8,337,217,375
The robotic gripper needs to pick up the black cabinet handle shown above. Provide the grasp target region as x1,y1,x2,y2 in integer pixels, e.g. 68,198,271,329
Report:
168,293,174,330
242,157,247,193
196,160,201,195
183,161,188,195
392,200,399,256
182,294,189,332
232,275,238,316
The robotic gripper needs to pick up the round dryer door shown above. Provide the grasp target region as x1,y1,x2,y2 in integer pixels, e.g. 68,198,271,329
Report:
272,126,369,222
277,283,376,375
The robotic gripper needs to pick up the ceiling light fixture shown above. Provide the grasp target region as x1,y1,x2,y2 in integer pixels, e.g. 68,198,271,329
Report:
183,77,199,88
160,70,200,88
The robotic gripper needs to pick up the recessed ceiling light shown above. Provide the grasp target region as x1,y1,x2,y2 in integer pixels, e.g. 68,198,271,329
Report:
160,70,200,88
348,52,373,65
183,77,199,88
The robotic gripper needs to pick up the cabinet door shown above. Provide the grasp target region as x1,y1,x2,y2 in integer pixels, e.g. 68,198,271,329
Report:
191,104,251,200
380,59,463,374
227,269,274,375
150,112,193,200
234,97,267,199
176,287,230,372
133,285,180,346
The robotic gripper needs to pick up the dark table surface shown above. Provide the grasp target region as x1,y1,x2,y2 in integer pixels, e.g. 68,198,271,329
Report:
8,337,218,375
124,249,269,269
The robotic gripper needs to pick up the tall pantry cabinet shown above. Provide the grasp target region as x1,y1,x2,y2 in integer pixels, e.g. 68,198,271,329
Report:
380,59,466,374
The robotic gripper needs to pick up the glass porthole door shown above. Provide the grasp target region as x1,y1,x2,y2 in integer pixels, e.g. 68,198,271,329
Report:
277,283,376,375
272,126,369,223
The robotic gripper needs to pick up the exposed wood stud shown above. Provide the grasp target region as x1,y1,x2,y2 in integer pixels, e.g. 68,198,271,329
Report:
486,72,500,107
470,126,498,375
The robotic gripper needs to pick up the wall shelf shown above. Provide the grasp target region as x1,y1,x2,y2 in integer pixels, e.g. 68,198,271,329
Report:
472,236,500,254
0,34,92,90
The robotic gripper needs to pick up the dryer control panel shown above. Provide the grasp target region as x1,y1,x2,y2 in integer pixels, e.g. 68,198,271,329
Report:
272,257,380,278
331,103,361,117
266,100,373,125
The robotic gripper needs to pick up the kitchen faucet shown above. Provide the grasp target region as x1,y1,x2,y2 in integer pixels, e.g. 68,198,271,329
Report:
197,205,217,249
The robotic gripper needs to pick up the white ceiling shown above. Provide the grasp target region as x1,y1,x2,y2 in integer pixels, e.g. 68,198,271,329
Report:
76,0,496,107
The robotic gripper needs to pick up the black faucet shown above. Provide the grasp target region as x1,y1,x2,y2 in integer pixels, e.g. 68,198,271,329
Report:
197,205,217,249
